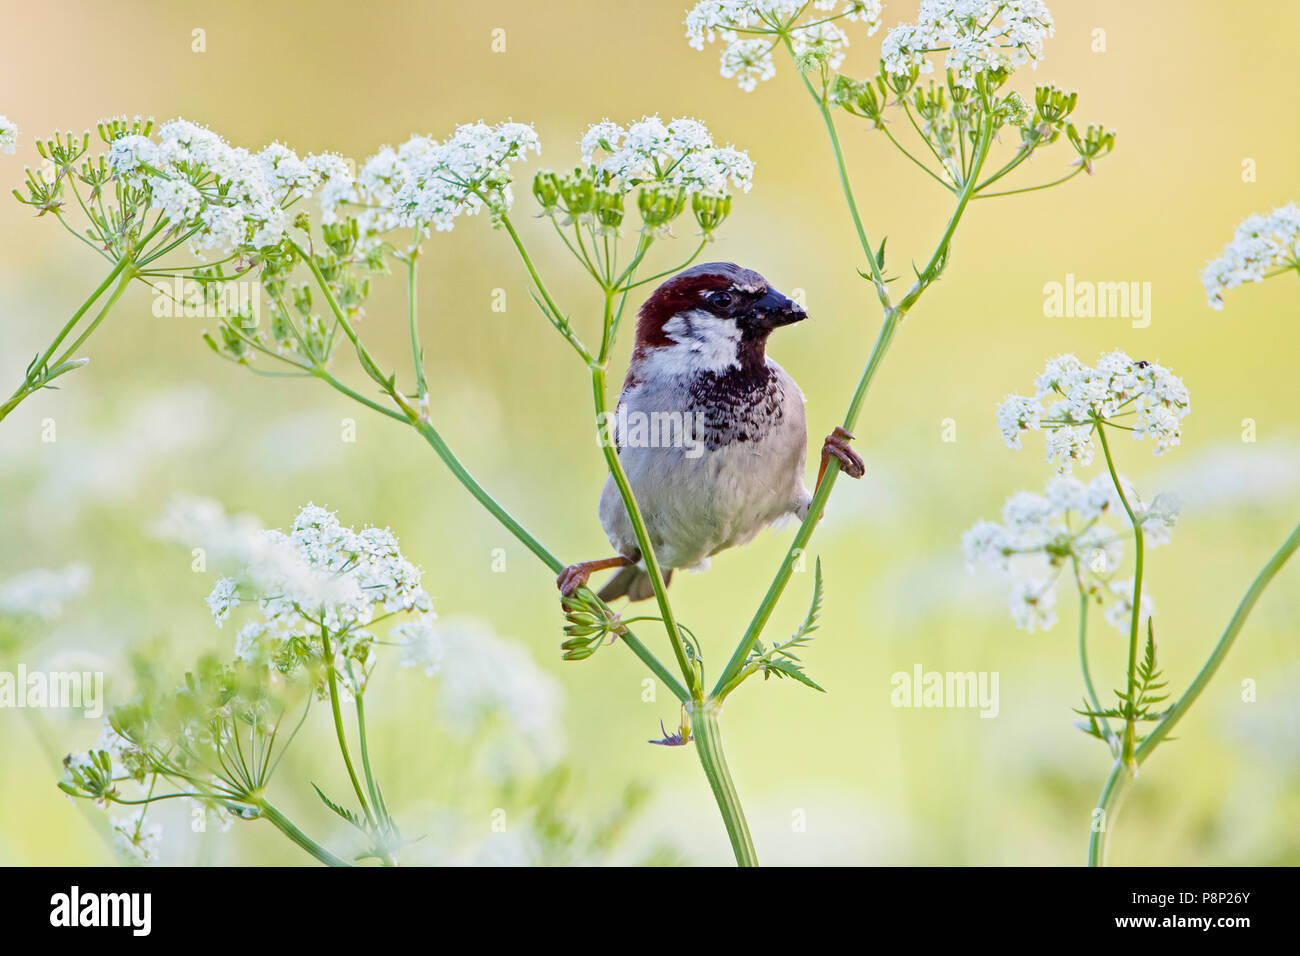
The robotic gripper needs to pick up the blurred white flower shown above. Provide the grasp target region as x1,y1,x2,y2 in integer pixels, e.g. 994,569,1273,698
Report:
1201,202,1300,309
110,809,162,865
882,1,1054,88
156,498,435,682
0,114,18,154
963,471,1174,634
435,617,564,781
1103,577,1155,634
0,564,91,620
1009,577,1057,632
998,351,1190,471
393,618,442,675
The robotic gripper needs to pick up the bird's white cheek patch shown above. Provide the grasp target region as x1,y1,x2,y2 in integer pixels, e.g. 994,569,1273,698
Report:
657,309,741,374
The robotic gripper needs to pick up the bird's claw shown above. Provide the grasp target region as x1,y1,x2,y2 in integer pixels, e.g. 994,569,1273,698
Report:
556,563,591,598
822,426,865,479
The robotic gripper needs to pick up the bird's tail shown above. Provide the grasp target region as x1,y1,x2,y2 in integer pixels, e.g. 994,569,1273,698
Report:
597,565,673,602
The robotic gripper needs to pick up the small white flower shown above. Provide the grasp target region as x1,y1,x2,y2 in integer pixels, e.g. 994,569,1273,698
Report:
394,619,442,676
206,577,240,626
1104,577,1155,634
110,810,163,865
1202,202,1300,309
996,394,1043,449
1009,577,1057,632
0,114,18,154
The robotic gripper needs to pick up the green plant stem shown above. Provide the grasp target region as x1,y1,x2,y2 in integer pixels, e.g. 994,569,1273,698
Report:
405,244,428,404
1094,422,1143,767
1,255,134,424
252,797,351,867
1087,520,1300,866
1140,519,1300,759
297,248,690,703
689,700,757,866
318,628,375,827
354,694,383,821
48,263,137,369
712,114,995,698
592,291,699,698
1074,579,1115,751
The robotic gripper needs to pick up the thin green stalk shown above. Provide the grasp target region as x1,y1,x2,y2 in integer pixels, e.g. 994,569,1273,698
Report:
1,255,133,424
591,348,699,699
1074,577,1115,751
354,693,383,823
252,797,351,867
689,700,757,866
712,82,996,698
1139,520,1300,759
1088,520,1300,865
1086,759,1128,867
296,249,690,703
1094,422,1143,767
318,628,375,827
48,263,137,369
406,244,428,404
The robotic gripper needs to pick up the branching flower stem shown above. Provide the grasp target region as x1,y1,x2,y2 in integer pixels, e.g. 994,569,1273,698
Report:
290,239,691,704
712,73,997,700
1087,520,1300,865
1094,421,1144,769
250,796,352,867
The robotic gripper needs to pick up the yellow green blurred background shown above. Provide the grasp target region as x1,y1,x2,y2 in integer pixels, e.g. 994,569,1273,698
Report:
1,0,1297,865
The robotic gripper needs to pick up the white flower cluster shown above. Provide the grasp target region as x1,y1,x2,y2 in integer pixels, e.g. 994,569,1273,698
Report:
685,1,883,91
881,0,1054,89
963,473,1175,633
578,116,754,196
106,118,351,253
1201,202,1300,310
0,564,91,621
0,114,17,154
997,352,1190,471
156,497,437,681
321,121,540,239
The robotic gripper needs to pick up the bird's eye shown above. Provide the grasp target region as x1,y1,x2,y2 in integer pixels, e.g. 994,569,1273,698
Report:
710,291,733,308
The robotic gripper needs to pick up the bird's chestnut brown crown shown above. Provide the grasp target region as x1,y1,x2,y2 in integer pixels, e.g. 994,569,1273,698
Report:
634,262,806,352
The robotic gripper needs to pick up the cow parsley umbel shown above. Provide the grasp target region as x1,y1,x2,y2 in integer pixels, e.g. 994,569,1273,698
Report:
685,2,884,91
1201,202,1300,310
61,502,450,867
997,352,1190,472
967,346,1300,867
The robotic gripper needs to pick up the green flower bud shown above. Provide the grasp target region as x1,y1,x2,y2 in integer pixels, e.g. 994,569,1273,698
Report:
593,186,625,232
692,192,731,237
638,183,686,234
533,169,562,213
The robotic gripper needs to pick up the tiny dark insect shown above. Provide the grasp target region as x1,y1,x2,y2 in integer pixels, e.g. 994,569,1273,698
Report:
1136,360,1151,368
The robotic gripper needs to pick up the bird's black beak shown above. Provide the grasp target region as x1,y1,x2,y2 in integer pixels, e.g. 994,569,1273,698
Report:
750,287,806,330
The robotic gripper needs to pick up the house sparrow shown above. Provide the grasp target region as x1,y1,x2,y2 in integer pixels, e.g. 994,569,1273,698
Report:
557,262,865,601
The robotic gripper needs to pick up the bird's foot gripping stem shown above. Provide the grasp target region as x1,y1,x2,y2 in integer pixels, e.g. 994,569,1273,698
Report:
557,555,633,598
817,426,865,490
